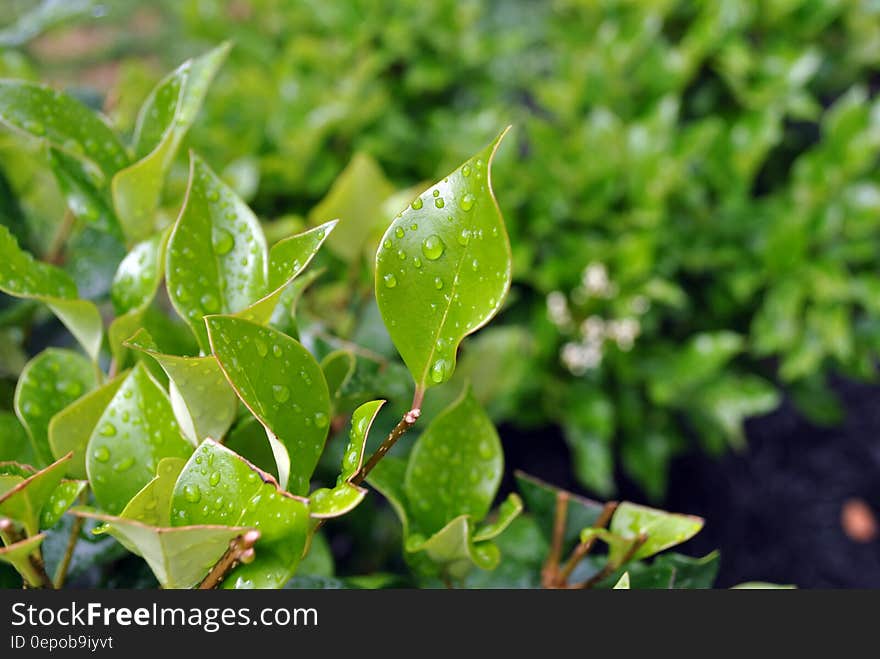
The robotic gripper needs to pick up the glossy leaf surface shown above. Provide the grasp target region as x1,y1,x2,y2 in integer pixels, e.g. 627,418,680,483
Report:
609,502,704,561
0,453,71,535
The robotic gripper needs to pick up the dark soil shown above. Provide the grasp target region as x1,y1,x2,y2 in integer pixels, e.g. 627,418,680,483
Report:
500,378,880,588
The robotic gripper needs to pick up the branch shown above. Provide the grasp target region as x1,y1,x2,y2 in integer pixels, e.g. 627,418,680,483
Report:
571,533,647,590
556,501,617,586
541,490,569,588
197,530,260,590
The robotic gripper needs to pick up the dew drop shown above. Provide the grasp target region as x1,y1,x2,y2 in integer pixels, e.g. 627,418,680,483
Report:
430,359,450,384
421,235,445,260
314,412,329,429
209,471,221,487
461,193,475,211
457,229,471,246
272,344,282,358
411,198,423,210
113,457,135,472
434,277,444,290
462,164,471,177
272,385,290,403
183,484,202,503
395,227,405,239
200,293,220,312
213,229,235,255
93,446,110,463
99,423,117,437
434,197,445,208
383,273,398,288
255,339,268,357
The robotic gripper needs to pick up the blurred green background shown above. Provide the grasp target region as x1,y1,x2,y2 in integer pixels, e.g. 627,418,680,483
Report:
3,0,880,505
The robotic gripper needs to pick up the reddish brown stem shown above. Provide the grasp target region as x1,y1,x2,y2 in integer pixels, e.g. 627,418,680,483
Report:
556,501,618,586
541,491,569,588
198,530,260,590
571,533,647,590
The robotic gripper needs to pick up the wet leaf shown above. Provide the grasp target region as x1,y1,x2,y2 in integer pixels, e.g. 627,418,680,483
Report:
14,348,96,466
0,453,71,535
166,153,267,350
171,440,310,589
47,147,121,235
48,371,127,479
321,350,356,409
74,508,247,589
125,329,237,444
205,316,330,494
609,502,704,561
119,457,186,527
86,364,192,514
0,533,46,587
309,152,394,262
39,480,86,529
407,516,501,579
112,43,230,244
0,80,128,178
0,225,103,360
473,493,523,542
404,387,502,535
376,128,512,391
0,411,33,465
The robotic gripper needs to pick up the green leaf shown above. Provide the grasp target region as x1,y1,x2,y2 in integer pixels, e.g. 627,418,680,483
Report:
171,440,310,589
205,316,330,494
0,412,33,465
14,348,96,466
48,371,127,479
47,147,121,235
223,417,277,477
0,80,128,178
407,516,501,579
321,350,356,410
308,399,384,519
650,551,720,589
365,456,409,535
0,225,103,360
39,480,87,529
0,453,71,535
111,230,168,315
730,582,796,589
236,220,337,325
514,471,605,549
112,43,230,244
376,128,512,391
309,152,395,262
648,332,745,405
0,533,46,587
86,364,192,514
404,387,502,535
119,457,186,527
74,508,247,589
166,153,268,349
473,493,523,542
124,329,237,444
609,502,704,561
613,572,631,589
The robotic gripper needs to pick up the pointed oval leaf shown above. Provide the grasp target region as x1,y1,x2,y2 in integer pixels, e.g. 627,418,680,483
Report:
376,128,512,391
166,153,268,349
205,316,330,494
308,484,365,519
321,349,356,410
171,440,310,588
404,387,502,535
473,493,523,542
0,226,103,360
120,457,186,527
514,471,605,549
39,480,87,529
0,453,71,535
0,533,46,587
48,147,121,235
236,220,337,325
111,230,168,315
0,80,128,178
72,508,246,589
609,502,704,561
0,411,33,465
112,43,230,244
407,515,500,579
48,370,127,478
86,364,192,514
124,329,236,444
14,348,96,466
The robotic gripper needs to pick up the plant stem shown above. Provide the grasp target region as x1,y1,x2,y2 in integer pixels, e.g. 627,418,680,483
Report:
541,490,569,588
53,489,89,588
350,388,424,487
572,533,647,590
556,501,617,586
198,530,260,590
46,210,74,265
1,521,53,589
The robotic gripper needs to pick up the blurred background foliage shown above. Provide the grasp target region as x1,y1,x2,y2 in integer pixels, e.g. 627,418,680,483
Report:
3,0,880,503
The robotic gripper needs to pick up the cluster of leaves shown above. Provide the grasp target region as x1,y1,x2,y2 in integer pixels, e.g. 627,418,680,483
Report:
4,0,878,500
0,39,732,589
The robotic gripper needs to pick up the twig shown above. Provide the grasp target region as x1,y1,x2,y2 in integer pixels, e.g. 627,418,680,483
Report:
556,501,617,586
541,491,569,588
198,530,260,590
571,533,647,590
53,488,90,588
350,388,424,488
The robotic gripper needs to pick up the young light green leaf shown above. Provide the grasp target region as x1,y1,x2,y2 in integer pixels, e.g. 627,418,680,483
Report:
309,152,395,262
407,515,501,579
235,220,337,325
14,348,96,466
473,493,523,542
308,399,384,519
48,371,127,479
0,225,103,360
376,128,512,391
404,387,502,535
613,572,631,589
120,457,186,527
171,440,310,588
0,453,71,535
124,329,237,444
86,364,192,514
609,502,704,561
39,480,87,529
0,533,46,587
166,153,268,350
0,80,128,178
112,43,230,243
205,316,330,494
73,508,247,589
0,411,34,465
